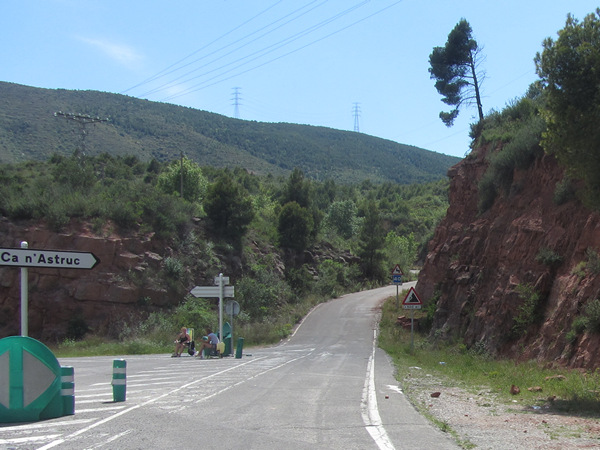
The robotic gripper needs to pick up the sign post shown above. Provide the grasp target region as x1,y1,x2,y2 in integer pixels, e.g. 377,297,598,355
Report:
190,275,235,347
391,264,404,309
402,287,422,350
20,241,28,336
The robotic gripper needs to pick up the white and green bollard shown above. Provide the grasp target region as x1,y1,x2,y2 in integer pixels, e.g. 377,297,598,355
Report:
60,366,75,415
111,359,126,402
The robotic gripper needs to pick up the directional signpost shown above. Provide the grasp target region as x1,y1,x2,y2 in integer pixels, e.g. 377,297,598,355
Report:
0,242,99,423
391,264,404,309
402,287,422,350
190,286,235,298
190,273,235,350
0,247,100,269
0,242,100,337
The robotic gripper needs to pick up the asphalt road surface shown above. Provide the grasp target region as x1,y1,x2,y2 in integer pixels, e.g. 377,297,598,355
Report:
1,284,458,449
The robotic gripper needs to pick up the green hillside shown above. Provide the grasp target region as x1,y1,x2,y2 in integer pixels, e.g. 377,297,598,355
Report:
0,82,459,184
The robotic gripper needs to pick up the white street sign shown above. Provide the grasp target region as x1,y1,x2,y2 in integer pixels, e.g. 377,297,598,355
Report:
0,248,100,269
214,276,230,285
190,286,234,298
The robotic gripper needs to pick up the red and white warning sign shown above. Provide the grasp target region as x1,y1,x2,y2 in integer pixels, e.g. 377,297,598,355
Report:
402,287,422,309
391,264,403,275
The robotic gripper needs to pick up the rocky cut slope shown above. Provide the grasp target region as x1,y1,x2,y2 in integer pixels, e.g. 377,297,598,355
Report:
417,144,600,369
0,219,173,341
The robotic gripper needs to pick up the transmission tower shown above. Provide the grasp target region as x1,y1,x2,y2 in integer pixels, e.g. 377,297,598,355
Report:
231,87,242,119
54,111,109,157
353,102,361,132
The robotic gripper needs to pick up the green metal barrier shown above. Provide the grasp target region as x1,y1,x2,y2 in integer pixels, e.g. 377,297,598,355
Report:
0,336,72,423
235,337,244,359
60,366,75,415
111,359,126,402
221,322,232,355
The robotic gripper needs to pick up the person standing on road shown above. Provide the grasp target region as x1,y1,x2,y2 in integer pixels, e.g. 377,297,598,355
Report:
172,327,191,357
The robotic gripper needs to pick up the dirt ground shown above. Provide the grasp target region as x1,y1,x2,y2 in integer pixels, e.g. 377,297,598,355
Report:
402,367,600,449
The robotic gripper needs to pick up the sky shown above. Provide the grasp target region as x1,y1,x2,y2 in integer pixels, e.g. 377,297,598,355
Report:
1,1,599,159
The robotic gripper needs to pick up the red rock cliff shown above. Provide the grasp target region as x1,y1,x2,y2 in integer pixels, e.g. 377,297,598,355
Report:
417,145,600,369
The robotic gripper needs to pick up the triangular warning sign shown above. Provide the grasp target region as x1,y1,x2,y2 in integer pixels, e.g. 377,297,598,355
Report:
391,264,403,275
402,287,422,305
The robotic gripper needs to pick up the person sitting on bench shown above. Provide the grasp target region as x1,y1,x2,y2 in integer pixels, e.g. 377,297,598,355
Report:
196,328,219,358
172,327,191,357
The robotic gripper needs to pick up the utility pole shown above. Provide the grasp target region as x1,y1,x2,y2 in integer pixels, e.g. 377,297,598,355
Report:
54,111,109,157
353,102,361,133
231,87,242,119
180,151,184,199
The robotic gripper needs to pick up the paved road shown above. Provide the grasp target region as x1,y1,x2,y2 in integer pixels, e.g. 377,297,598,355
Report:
1,284,457,449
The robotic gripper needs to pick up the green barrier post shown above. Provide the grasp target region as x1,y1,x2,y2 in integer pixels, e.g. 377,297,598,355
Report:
0,336,64,423
111,359,126,402
60,366,75,415
235,337,244,359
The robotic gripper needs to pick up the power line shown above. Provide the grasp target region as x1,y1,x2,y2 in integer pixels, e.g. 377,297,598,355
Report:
162,1,400,102
140,0,340,99
133,0,327,98
121,0,286,94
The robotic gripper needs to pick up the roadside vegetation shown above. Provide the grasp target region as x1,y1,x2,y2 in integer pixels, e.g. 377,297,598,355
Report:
474,9,600,213
0,152,449,352
379,294,600,415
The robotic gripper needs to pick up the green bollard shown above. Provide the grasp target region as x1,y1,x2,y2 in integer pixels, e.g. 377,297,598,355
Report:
60,366,75,415
111,359,126,402
235,337,244,359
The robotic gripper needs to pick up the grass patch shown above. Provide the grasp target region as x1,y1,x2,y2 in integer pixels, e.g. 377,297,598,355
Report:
379,294,600,416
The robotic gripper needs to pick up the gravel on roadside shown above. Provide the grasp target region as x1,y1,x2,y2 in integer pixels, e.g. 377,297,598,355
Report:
401,366,600,449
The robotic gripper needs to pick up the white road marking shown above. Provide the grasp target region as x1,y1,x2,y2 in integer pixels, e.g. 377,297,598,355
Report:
84,429,132,449
0,435,61,445
194,352,313,404
361,329,395,450
75,405,127,413
40,356,269,449
386,385,403,394
0,419,95,431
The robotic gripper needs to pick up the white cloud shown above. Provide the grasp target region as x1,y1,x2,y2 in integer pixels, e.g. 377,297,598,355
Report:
78,36,143,69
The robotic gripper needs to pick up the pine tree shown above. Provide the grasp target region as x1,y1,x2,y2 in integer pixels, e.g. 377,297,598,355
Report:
429,19,484,126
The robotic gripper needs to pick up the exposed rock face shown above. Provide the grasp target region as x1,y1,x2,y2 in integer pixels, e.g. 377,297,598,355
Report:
417,145,600,369
0,219,357,343
0,219,172,341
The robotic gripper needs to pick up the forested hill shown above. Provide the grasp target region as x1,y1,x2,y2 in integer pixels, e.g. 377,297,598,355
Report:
0,82,459,184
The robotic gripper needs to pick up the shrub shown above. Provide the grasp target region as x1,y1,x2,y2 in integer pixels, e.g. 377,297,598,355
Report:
536,247,563,267
585,248,600,275
582,299,600,333
66,316,89,340
511,284,542,337
476,91,545,213
172,296,217,331
477,171,498,213
554,177,576,205
164,257,184,280
237,266,294,320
